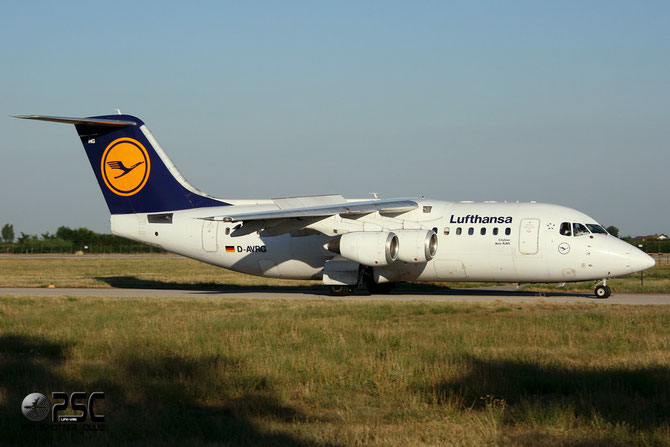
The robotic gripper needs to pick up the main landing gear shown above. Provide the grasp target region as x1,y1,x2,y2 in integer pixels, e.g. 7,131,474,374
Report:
328,285,355,296
594,279,611,299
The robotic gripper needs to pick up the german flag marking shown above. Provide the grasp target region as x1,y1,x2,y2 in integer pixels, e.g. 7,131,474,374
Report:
225,246,236,253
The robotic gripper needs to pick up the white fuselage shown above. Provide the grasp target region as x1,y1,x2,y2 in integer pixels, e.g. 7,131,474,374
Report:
16,113,654,292
110,199,654,284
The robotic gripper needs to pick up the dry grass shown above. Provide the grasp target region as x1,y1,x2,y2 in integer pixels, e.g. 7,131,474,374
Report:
1,297,669,446
0,254,319,289
0,254,668,294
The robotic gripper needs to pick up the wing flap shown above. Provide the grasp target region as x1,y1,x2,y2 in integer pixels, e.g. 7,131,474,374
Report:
259,217,327,237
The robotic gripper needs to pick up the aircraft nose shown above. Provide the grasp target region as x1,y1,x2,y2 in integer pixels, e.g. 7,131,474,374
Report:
629,249,655,272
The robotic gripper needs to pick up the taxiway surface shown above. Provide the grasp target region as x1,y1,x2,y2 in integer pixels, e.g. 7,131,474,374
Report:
1,287,669,305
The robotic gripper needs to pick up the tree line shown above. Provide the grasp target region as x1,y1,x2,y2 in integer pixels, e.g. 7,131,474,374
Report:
0,224,163,254
606,226,669,253
0,223,666,254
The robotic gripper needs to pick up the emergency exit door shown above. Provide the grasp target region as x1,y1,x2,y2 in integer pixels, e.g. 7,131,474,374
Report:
202,221,219,252
519,218,539,255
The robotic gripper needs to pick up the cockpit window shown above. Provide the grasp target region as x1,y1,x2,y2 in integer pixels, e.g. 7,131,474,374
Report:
586,224,607,234
559,222,572,236
573,223,590,236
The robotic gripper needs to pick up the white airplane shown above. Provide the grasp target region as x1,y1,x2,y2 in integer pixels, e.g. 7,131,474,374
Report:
15,114,655,298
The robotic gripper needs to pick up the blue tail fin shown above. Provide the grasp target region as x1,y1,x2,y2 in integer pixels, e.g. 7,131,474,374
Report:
15,114,229,214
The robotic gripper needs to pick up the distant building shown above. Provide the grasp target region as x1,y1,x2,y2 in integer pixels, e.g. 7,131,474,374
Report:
632,234,668,242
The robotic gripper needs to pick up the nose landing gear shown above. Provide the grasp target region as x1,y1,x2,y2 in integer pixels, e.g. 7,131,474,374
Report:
594,280,611,299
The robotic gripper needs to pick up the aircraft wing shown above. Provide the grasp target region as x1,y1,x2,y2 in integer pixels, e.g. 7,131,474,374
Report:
215,199,417,221
203,198,418,237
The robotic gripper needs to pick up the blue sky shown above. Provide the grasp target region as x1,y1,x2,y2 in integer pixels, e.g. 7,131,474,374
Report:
2,1,669,236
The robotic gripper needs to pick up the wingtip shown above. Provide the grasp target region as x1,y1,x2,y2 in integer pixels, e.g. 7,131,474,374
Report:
12,115,54,122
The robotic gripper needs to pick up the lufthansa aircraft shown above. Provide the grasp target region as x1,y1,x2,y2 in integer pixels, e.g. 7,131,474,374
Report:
15,114,655,298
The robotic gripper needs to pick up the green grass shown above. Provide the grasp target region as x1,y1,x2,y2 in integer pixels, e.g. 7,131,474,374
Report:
0,254,669,293
1,297,670,446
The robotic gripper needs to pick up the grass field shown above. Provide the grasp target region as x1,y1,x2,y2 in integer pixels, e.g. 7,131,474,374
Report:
0,254,669,294
1,296,669,446
0,255,320,289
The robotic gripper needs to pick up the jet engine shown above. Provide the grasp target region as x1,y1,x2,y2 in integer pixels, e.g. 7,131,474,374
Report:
326,232,399,266
395,229,438,263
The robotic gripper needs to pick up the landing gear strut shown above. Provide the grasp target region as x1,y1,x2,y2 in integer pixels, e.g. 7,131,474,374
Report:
362,266,395,295
594,279,611,299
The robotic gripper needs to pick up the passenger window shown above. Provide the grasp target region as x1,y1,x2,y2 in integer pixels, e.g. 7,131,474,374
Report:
559,222,572,236
481,228,486,235
468,227,474,235
493,228,498,236
573,223,590,236
456,227,462,235
444,227,450,235
505,227,511,236
225,227,231,235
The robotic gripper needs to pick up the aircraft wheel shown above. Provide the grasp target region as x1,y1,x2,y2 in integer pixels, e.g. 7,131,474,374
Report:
329,285,353,296
594,284,611,299
367,282,394,295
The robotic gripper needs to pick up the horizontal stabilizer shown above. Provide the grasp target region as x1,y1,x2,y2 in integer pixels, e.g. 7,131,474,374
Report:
13,115,137,127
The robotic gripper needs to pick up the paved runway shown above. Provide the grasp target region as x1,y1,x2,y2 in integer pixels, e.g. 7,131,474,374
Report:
1,287,669,305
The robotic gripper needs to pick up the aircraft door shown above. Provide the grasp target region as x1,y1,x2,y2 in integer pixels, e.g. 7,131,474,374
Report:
519,218,539,255
202,221,219,252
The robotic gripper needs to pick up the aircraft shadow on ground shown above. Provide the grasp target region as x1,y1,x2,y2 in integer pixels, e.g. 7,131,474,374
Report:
95,275,595,298
94,276,322,294
416,355,670,439
0,334,335,446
